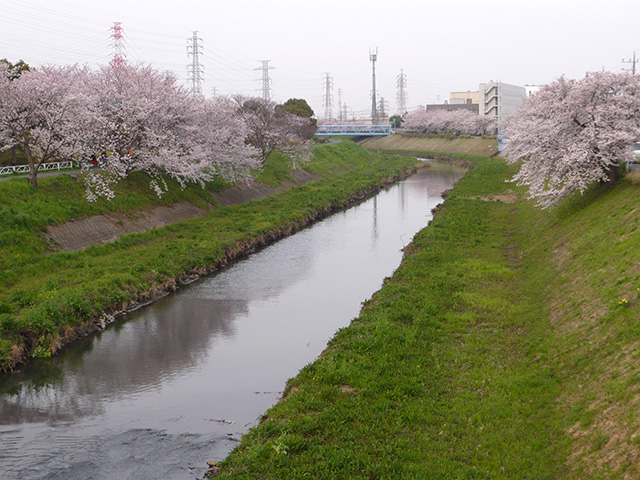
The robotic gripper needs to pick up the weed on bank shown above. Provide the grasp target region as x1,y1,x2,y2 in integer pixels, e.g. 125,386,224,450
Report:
0,142,418,370
216,156,640,479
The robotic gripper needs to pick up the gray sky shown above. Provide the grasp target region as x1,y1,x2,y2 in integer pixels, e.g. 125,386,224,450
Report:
1,0,639,119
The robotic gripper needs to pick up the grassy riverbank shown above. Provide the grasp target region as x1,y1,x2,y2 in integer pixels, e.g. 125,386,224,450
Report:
0,142,419,371
360,133,498,157
216,152,640,478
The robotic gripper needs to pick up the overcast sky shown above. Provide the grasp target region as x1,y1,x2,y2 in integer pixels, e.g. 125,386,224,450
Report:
2,0,639,119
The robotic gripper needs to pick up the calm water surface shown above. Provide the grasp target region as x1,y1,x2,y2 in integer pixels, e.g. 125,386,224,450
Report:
0,162,464,479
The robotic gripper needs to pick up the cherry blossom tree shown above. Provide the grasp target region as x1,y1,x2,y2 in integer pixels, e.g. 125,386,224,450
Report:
0,64,94,186
403,107,495,136
82,64,209,199
0,60,31,165
403,107,431,132
234,95,313,166
193,95,260,182
503,72,640,208
82,64,261,200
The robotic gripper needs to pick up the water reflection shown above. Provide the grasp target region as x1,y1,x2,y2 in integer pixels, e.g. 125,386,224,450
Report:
0,162,465,479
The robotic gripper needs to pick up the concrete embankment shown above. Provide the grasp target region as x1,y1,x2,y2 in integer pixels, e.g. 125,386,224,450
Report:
0,144,419,371
47,170,318,252
360,132,498,157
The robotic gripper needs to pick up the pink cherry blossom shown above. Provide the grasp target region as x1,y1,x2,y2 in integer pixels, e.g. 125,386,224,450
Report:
404,108,495,136
82,64,260,200
234,95,312,166
0,64,95,186
503,72,640,208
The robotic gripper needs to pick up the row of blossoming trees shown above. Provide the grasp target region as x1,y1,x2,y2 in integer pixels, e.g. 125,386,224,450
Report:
403,72,640,209
0,62,314,200
403,108,496,136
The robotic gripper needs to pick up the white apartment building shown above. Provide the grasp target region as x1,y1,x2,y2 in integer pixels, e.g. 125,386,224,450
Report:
478,81,526,135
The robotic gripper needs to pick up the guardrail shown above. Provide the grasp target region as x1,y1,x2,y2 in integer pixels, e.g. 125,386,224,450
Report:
0,161,76,176
315,125,392,136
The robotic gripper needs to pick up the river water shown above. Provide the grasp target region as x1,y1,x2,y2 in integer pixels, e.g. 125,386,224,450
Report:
0,162,464,479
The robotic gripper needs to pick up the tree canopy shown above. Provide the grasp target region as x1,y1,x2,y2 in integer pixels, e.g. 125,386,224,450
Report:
503,72,640,208
0,59,31,80
234,95,313,165
404,108,495,136
280,98,316,123
0,62,312,198
0,64,94,186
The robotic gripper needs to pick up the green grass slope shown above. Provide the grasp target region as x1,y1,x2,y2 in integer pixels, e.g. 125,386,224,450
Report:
0,142,418,371
360,133,498,157
216,156,640,479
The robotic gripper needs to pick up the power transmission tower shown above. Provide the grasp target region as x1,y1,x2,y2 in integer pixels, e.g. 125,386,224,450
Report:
255,60,273,101
338,88,343,121
370,48,378,124
187,31,204,97
396,69,408,113
623,51,638,74
378,97,388,122
323,72,334,120
110,22,126,66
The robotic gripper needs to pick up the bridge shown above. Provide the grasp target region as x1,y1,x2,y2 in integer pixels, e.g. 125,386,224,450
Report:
315,125,392,136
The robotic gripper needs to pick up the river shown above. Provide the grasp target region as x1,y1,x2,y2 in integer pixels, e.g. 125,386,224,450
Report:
0,161,464,479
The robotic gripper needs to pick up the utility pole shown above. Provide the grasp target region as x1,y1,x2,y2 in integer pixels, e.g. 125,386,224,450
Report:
323,72,334,120
255,60,273,101
396,69,408,113
623,52,638,74
370,48,378,125
110,22,126,67
187,31,204,97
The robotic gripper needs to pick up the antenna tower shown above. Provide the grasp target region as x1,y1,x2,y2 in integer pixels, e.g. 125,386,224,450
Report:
255,60,273,100
370,48,379,124
187,31,204,97
396,69,408,113
623,51,638,75
323,73,334,120
110,22,126,66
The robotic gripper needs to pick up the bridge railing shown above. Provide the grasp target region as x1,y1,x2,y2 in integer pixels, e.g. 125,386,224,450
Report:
0,161,77,176
315,125,392,136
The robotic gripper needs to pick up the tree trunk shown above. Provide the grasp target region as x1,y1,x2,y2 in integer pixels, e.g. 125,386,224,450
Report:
10,146,16,165
23,145,38,187
606,163,622,184
29,168,38,187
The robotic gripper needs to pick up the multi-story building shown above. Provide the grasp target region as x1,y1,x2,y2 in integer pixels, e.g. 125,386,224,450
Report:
450,90,480,104
478,81,526,134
